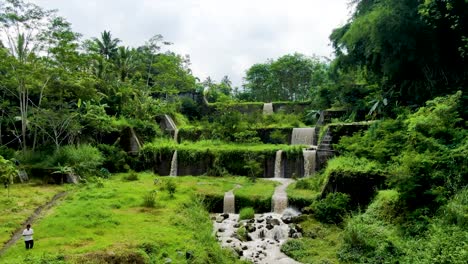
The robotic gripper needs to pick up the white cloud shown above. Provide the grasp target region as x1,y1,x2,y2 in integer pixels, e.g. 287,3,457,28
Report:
29,0,350,87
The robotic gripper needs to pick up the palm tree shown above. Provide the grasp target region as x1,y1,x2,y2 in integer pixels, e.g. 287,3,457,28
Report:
115,46,134,82
93,30,120,60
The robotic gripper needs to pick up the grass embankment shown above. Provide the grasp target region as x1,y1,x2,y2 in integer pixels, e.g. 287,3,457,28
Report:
0,182,68,246
281,217,343,263
286,175,324,210
0,174,275,263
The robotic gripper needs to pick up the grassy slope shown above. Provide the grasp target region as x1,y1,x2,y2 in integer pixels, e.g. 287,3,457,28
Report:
0,174,276,263
0,182,68,246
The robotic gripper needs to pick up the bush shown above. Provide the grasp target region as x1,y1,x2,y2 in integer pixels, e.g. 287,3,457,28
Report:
142,190,157,208
49,145,104,177
164,179,177,198
312,192,350,224
97,144,129,173
124,171,139,181
239,207,255,220
295,179,312,190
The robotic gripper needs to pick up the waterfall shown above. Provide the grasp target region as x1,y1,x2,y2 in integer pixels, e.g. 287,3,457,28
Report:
263,103,273,115
271,179,293,214
303,149,316,177
173,129,179,142
272,193,288,214
291,127,315,145
169,150,177,176
164,114,178,142
223,191,235,213
274,150,283,178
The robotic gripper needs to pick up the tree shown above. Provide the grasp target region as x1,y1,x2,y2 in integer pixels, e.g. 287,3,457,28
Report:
0,156,18,198
0,0,56,152
330,0,467,107
92,30,121,60
242,53,330,102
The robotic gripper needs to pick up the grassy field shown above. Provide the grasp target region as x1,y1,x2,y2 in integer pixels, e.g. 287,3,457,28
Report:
0,174,278,263
0,182,68,246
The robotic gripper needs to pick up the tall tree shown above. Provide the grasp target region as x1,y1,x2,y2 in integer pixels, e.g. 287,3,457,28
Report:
330,0,468,106
0,0,55,151
92,30,121,60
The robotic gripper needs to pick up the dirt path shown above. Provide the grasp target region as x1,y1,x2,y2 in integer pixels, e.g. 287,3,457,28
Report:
0,191,68,256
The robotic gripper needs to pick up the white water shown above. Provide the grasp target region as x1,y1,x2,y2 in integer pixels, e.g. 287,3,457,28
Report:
169,150,177,176
213,213,301,264
223,191,235,214
164,114,178,142
303,149,316,177
274,150,283,178
263,103,274,115
291,127,315,146
270,178,294,214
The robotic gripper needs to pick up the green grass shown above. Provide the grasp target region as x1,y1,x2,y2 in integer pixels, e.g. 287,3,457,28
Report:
0,182,68,246
281,216,343,263
239,207,255,220
286,177,323,210
0,173,249,264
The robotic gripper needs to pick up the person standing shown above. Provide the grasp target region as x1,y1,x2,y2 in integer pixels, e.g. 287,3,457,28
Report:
22,224,34,249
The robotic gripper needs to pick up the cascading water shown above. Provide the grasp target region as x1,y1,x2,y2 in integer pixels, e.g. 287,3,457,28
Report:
291,127,315,145
271,179,294,214
173,129,179,142
169,150,177,177
274,150,283,178
303,149,317,177
272,193,288,214
263,103,273,115
223,191,235,214
164,114,178,142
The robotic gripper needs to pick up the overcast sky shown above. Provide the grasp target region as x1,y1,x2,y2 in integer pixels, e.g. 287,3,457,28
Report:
29,0,351,87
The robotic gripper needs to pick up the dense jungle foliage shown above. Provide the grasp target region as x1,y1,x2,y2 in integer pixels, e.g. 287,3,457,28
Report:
0,0,467,263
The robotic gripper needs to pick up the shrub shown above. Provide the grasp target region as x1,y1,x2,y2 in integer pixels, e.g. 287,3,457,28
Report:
269,129,288,144
164,179,177,198
142,190,157,208
295,179,312,190
239,207,255,220
281,239,306,258
312,192,350,224
97,144,129,173
50,145,104,177
124,171,139,181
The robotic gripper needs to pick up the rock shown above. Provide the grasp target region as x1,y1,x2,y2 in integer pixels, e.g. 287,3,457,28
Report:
258,229,266,238
218,227,226,232
256,218,265,223
233,223,241,228
269,218,281,226
242,245,248,250
248,219,255,223
247,233,255,241
216,217,225,223
226,239,232,243
281,216,293,224
292,232,303,238
292,214,309,223
211,216,216,220
233,246,243,256
266,223,274,230
295,224,303,233
221,213,229,219
246,224,256,233
185,250,194,260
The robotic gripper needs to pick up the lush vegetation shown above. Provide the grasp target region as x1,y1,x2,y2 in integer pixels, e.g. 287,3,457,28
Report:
0,0,467,263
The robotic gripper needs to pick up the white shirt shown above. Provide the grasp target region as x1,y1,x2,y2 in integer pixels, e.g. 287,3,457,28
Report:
22,228,33,241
